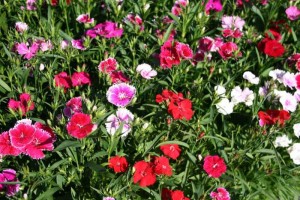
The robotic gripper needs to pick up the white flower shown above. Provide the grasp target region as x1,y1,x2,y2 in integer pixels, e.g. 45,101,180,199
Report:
273,89,288,98
282,72,296,89
294,90,300,102
216,98,234,115
39,63,45,71
288,143,300,165
269,69,285,83
279,92,298,112
136,63,157,79
15,22,28,33
231,86,255,106
274,135,292,148
293,123,300,138
243,71,259,85
214,85,226,97
258,81,270,97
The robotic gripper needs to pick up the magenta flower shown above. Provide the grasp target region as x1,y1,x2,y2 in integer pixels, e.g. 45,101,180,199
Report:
71,39,86,50
16,42,39,60
94,21,123,38
205,0,223,14
0,169,20,197
26,0,36,11
285,6,300,21
106,83,136,107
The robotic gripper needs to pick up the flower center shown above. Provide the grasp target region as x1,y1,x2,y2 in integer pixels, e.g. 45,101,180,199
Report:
118,92,127,100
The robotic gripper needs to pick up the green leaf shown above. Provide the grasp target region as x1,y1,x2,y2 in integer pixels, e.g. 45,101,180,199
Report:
161,23,174,44
0,78,11,92
54,140,81,152
156,140,189,148
36,187,61,200
49,159,68,170
251,6,264,23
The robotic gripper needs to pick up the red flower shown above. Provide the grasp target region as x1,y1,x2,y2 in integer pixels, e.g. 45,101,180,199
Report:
160,144,181,160
98,58,118,74
71,72,91,87
54,72,72,90
175,42,193,59
0,132,22,156
168,99,194,121
258,109,290,126
109,70,130,83
296,74,300,89
66,113,96,139
108,156,128,173
160,40,181,69
203,155,227,178
263,40,285,57
287,53,300,71
153,156,172,176
218,42,240,60
162,188,189,200
133,161,156,187
264,29,282,41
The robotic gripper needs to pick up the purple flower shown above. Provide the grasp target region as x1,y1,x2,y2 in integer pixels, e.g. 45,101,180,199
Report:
205,0,223,15
106,83,136,107
0,169,20,197
94,21,123,38
285,6,300,21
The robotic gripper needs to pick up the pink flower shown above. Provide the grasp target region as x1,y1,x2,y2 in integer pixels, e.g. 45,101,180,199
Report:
221,16,245,31
15,22,28,33
218,42,240,60
8,93,35,116
16,42,39,60
205,0,223,14
109,71,130,83
198,37,215,52
106,83,136,107
136,63,157,79
71,71,91,87
60,40,69,49
287,53,300,70
125,14,144,30
0,169,20,196
76,14,94,24
64,97,83,117
26,0,37,11
175,42,193,59
210,187,230,200
9,123,35,149
285,6,300,21
54,72,72,90
203,155,227,178
71,39,86,50
86,29,97,38
40,40,53,52
98,58,118,74
94,21,123,38
0,132,22,156
67,113,97,139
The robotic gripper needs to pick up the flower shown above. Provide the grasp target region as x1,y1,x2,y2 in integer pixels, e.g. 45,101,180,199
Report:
64,97,83,117
293,123,300,138
9,123,35,148
109,71,130,83
26,0,37,10
136,63,157,79
108,156,128,173
210,187,230,200
105,108,134,138
60,40,69,49
0,132,22,156
162,188,190,200
230,86,254,106
106,83,136,107
76,14,94,24
243,71,259,85
279,92,297,112
8,93,35,116
203,155,227,178
287,53,300,71
218,42,240,60
205,0,223,14
160,144,181,160
15,22,28,33
168,99,194,120
133,160,156,187
71,39,86,50
221,16,245,31
40,40,53,52
93,21,123,38
16,42,39,60
98,58,118,74
216,98,234,115
214,85,226,97
274,135,292,148
54,72,72,90
0,169,20,196
103,197,115,200
66,113,97,139
288,143,300,165
258,110,290,126
71,71,91,87
285,6,300,21
153,156,172,176
263,40,285,57
282,72,296,89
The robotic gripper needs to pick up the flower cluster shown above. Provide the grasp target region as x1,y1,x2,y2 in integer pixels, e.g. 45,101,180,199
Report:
54,71,91,91
0,119,55,159
86,21,123,39
156,89,194,121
